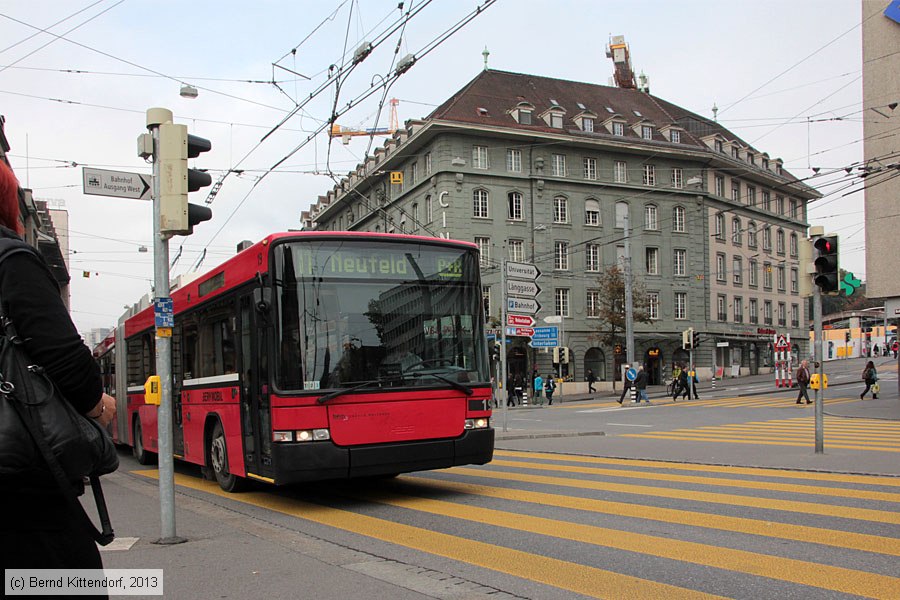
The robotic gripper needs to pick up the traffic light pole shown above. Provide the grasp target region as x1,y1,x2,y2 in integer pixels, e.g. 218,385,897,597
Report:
623,212,635,366
147,108,182,544
813,281,824,454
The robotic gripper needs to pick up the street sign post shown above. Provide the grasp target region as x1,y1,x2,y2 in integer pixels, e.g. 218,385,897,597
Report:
83,167,151,200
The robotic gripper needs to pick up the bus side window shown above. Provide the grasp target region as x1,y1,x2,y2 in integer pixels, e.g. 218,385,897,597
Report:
182,319,199,380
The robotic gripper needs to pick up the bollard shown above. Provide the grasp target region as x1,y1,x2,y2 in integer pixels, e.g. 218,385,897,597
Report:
629,386,637,403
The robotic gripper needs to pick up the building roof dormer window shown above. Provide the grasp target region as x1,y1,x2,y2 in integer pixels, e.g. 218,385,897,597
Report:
540,104,567,129
660,125,684,143
508,101,535,125
573,109,598,133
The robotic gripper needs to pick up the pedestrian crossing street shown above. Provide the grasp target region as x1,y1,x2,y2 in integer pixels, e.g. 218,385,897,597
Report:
153,447,900,599
567,394,860,410
621,415,900,453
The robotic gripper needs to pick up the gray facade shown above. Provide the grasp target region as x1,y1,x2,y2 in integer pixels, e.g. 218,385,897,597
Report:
305,70,819,384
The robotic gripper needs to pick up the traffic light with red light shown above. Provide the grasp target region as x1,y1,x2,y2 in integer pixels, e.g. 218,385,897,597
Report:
813,235,839,293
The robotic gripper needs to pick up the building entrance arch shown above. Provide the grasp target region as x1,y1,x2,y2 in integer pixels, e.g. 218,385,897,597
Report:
584,348,606,381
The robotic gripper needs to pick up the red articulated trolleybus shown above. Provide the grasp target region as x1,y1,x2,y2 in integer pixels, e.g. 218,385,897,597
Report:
99,232,494,491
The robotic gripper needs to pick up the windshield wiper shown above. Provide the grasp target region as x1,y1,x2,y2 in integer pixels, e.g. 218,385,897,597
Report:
409,372,473,395
316,379,384,404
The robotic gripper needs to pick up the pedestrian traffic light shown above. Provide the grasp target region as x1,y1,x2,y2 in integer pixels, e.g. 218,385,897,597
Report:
813,235,839,293
845,331,851,342
682,328,693,349
157,122,213,236
692,330,701,348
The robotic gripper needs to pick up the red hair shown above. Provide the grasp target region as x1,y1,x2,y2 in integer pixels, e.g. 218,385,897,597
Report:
0,160,23,234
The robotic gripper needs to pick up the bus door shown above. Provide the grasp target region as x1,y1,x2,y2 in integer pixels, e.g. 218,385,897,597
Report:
239,294,272,478
172,321,197,457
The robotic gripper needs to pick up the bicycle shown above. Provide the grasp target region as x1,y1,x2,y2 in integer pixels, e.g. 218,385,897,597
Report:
665,377,677,397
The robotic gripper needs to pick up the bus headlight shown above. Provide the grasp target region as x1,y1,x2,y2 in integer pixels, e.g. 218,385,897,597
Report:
294,428,331,442
465,418,489,430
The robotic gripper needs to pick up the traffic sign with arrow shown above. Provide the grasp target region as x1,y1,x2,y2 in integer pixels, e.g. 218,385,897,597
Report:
507,314,536,327
83,167,151,200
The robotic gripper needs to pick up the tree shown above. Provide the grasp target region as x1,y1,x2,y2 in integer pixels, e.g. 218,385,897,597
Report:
588,265,653,353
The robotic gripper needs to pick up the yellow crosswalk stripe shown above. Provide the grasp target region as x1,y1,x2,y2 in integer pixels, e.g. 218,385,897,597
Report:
135,470,724,600
625,432,900,452
404,476,900,557
351,487,900,599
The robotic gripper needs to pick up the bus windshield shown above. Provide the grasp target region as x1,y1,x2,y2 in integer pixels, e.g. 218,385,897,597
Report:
273,239,489,392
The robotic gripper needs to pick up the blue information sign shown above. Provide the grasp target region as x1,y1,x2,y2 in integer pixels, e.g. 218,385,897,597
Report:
626,368,637,382
154,297,174,328
531,326,559,340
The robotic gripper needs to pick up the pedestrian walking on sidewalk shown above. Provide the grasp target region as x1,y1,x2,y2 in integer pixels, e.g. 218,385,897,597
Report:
544,376,556,405
635,365,650,404
860,361,879,400
688,365,700,399
618,365,632,404
795,359,811,404
587,369,596,394
533,373,544,405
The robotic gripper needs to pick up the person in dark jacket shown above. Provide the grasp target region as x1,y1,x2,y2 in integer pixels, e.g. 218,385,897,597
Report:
617,364,632,404
860,360,878,400
0,161,116,577
634,365,650,404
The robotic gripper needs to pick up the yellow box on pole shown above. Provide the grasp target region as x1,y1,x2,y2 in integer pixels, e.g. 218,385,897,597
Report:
144,375,161,405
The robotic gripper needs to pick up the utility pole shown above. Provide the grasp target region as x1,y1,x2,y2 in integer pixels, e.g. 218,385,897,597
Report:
623,211,635,367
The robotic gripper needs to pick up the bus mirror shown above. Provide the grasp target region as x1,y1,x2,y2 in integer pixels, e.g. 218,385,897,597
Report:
253,287,272,313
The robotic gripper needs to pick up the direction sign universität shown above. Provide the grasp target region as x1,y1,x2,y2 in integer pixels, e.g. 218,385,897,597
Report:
505,261,541,280
83,167,151,200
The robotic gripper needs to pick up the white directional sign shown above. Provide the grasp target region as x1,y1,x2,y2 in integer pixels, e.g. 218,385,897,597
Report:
507,297,541,314
83,167,151,200
507,279,540,297
506,261,541,280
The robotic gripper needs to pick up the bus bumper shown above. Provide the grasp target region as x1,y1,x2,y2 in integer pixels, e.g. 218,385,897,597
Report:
271,428,495,484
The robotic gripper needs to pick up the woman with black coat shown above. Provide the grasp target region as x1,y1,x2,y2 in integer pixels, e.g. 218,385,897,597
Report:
0,161,116,576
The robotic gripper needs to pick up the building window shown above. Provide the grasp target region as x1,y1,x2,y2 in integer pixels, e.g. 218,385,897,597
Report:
778,302,786,327
776,195,785,215
733,256,743,285
473,189,489,218
747,186,756,207
583,117,595,132
552,153,567,176
670,130,681,143
789,198,798,218
642,164,656,186
614,160,628,183
508,239,524,263
647,292,659,320
715,213,725,241
790,232,798,258
615,201,629,228
715,175,725,197
554,241,569,270
732,183,741,203
424,152,432,175
715,139,724,153
749,259,758,287
717,295,727,322
426,194,433,223
776,229,785,255
507,192,523,220
764,300,773,325
674,292,687,320
673,248,686,276
553,196,569,223
763,262,773,289
642,125,653,140
716,252,726,282
519,110,532,125
410,204,417,228
475,236,490,267
748,222,758,248
646,247,659,275
732,217,742,245
586,289,600,318
586,244,601,271
555,288,570,318
747,153,755,166
791,267,799,294
548,112,563,128
612,121,625,136
506,149,522,172
749,298,758,324
673,206,686,232
762,157,770,170
472,146,489,169
763,191,771,211
734,297,744,323
762,226,772,251
482,287,491,323
644,204,658,230
411,162,418,185
731,146,740,159
672,167,683,189
585,198,601,226
791,303,800,328
583,157,597,180
777,265,786,291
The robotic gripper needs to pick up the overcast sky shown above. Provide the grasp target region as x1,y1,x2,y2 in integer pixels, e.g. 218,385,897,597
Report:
0,0,869,335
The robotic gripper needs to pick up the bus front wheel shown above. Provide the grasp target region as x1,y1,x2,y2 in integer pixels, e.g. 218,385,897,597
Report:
208,421,246,492
132,418,155,465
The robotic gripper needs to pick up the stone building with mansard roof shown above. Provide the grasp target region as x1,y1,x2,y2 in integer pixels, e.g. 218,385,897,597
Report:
304,69,819,384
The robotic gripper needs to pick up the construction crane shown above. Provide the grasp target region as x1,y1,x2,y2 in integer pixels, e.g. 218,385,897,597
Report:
606,35,636,90
329,98,399,145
